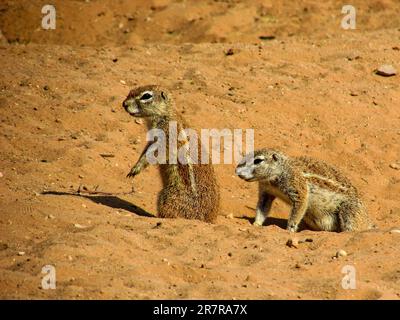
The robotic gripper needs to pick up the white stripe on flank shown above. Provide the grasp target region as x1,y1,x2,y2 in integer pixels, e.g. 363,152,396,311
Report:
302,173,348,191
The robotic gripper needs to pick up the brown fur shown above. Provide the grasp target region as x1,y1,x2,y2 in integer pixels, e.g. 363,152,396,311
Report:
236,148,374,232
123,85,219,222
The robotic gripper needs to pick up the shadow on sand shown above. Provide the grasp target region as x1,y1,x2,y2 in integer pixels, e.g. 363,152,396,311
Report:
42,191,155,218
238,215,288,229
239,205,308,231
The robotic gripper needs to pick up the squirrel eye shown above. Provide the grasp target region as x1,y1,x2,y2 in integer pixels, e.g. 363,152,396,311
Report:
140,92,153,101
254,158,263,165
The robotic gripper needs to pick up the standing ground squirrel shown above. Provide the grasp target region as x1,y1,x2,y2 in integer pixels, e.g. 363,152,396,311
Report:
122,85,220,223
236,148,373,232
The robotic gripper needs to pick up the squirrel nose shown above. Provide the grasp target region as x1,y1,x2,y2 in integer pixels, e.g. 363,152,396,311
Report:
123,99,132,109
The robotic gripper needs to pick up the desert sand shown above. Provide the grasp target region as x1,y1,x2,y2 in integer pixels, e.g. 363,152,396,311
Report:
0,0,399,299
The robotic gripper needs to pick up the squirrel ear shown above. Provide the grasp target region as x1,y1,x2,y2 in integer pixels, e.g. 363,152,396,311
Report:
272,153,279,161
161,91,167,100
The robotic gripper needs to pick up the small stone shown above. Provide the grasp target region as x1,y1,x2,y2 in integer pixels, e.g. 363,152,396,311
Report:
112,58,118,63
43,85,50,91
226,213,234,219
135,119,143,125
0,172,3,178
228,252,233,257
225,48,234,56
336,249,347,258
286,238,299,248
46,214,55,220
295,263,301,269
153,222,162,229
389,163,400,170
74,223,87,229
162,258,170,266
389,229,400,234
17,251,25,256
120,80,126,85
259,35,275,41
68,255,73,261
82,204,87,208
375,65,397,77
346,54,361,61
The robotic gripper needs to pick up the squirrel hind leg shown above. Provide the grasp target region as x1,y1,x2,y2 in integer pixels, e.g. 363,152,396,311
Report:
337,198,370,232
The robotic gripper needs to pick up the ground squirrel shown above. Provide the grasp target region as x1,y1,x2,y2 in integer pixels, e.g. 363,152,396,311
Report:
122,85,220,222
236,148,373,232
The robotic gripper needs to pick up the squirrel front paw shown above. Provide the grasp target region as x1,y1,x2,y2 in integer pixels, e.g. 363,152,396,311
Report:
126,166,140,178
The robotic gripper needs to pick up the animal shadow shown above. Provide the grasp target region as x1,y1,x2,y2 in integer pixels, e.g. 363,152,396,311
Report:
239,215,288,229
240,206,308,231
42,191,155,218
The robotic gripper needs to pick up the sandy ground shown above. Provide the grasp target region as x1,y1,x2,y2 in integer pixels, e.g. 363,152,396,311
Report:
0,0,400,299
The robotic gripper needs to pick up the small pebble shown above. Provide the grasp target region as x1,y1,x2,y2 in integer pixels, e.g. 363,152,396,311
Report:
17,251,25,256
135,119,143,125
153,222,162,229
286,238,299,248
336,249,347,258
389,229,400,234
225,48,234,56
74,223,87,229
120,80,126,85
375,65,397,77
389,163,400,170
162,258,170,266
0,172,3,178
226,213,234,219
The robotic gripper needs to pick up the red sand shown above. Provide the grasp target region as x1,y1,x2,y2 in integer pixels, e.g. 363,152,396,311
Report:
0,0,399,299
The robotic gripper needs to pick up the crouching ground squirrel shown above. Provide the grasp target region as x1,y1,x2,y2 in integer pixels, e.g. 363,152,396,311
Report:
122,85,220,222
236,148,373,232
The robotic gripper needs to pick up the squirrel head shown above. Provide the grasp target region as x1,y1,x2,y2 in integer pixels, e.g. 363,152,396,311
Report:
123,85,171,118
236,148,287,182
